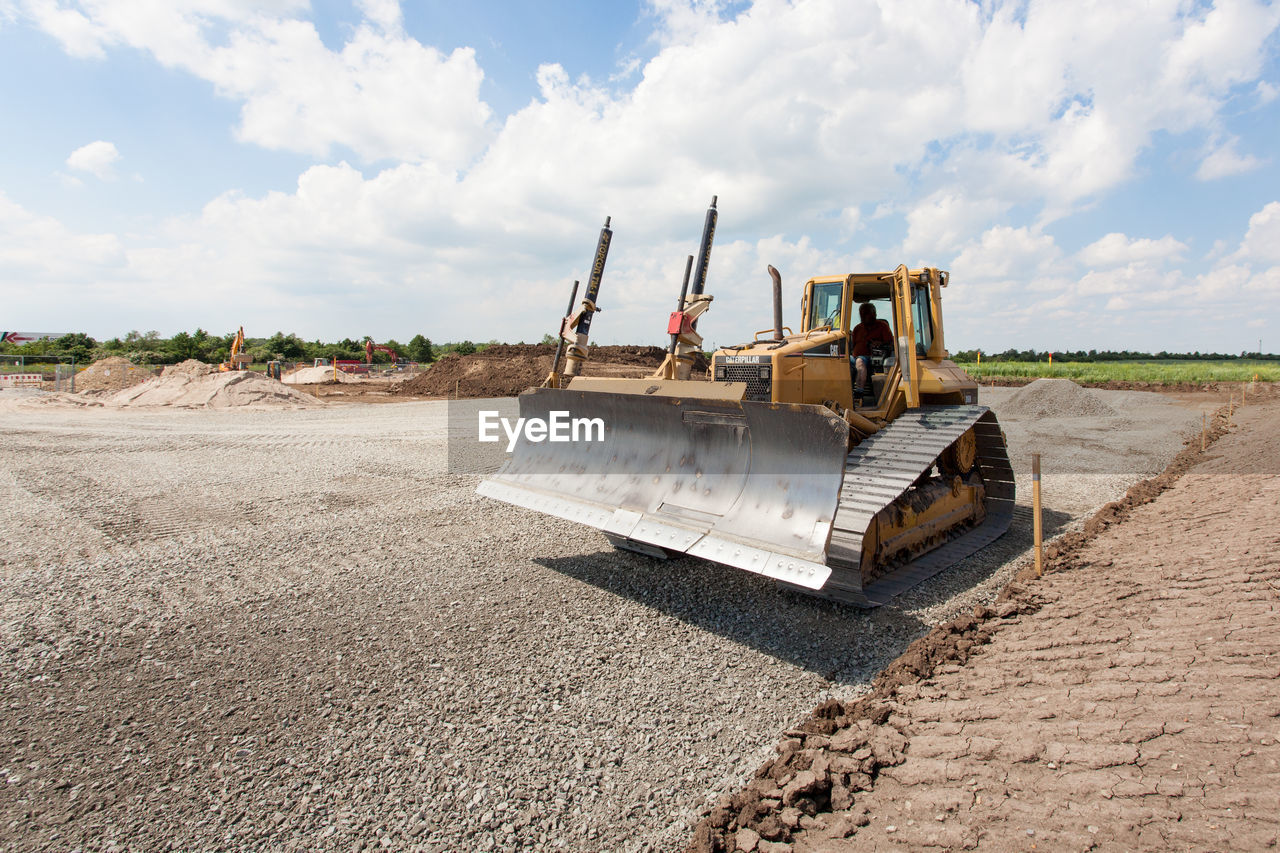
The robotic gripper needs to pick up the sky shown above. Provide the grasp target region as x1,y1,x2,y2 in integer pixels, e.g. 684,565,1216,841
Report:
1,0,1278,354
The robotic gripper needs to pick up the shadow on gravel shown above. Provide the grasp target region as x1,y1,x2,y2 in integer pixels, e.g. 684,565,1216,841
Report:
893,504,1075,609
1031,503,1076,540
536,504,1076,685
538,550,921,686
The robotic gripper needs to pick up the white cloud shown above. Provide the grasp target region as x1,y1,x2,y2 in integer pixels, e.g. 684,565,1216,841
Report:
208,20,492,165
356,0,402,32
65,140,121,179
0,191,125,281
15,0,1278,210
903,194,1008,257
1078,262,1158,297
1196,136,1265,180
1077,233,1188,268
1234,201,1280,265
4,0,1280,350
951,225,1060,282
10,0,491,167
20,0,107,58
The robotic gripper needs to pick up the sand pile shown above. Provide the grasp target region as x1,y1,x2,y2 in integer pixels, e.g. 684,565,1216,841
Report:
0,388,105,412
283,365,362,384
76,357,154,395
1000,378,1117,418
396,344,703,398
162,359,217,378
108,371,320,409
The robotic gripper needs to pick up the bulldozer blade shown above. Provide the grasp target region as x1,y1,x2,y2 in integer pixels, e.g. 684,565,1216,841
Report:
477,387,850,590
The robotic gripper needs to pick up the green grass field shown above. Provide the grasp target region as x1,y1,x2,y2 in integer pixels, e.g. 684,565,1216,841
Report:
957,360,1280,383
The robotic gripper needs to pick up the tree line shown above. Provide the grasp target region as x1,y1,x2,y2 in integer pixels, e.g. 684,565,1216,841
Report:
952,348,1278,362
0,331,443,366
6,334,1275,367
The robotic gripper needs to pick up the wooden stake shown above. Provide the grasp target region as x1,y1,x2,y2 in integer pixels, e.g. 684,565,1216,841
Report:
1033,453,1043,578
1201,413,1206,451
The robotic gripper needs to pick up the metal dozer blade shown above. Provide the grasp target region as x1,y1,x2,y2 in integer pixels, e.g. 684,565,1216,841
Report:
479,200,843,589
478,386,852,590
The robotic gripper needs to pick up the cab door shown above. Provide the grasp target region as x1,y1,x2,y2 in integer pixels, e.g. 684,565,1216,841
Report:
890,266,921,408
799,276,854,407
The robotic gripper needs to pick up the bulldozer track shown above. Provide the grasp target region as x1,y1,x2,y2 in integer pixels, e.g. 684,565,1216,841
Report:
820,405,1015,606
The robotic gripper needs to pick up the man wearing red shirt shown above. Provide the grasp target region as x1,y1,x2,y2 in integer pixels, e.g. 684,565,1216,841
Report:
851,302,893,402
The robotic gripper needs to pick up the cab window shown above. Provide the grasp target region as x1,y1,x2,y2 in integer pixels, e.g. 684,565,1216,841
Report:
808,282,845,331
911,285,933,355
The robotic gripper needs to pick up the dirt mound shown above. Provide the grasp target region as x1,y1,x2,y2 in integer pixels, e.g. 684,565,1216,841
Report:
396,344,707,398
398,350,553,398
162,359,217,378
108,371,320,409
75,357,154,395
283,365,363,384
685,402,1240,853
999,377,1117,418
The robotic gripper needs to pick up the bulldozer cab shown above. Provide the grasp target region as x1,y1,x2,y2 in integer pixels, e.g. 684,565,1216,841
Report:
797,269,949,412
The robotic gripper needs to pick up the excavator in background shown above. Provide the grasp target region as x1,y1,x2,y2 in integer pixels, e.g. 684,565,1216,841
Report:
479,201,1014,606
219,327,250,372
365,339,400,365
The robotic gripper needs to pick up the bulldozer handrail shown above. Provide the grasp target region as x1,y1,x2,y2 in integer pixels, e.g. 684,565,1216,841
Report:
754,326,793,341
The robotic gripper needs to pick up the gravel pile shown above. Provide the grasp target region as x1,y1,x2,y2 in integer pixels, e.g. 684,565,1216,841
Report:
0,389,1202,851
74,356,153,395
999,377,1117,418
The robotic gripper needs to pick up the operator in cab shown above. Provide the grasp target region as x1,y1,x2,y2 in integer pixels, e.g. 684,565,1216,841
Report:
852,302,893,403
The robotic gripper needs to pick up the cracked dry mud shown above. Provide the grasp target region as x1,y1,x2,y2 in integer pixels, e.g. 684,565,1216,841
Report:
694,399,1280,852
0,388,1212,850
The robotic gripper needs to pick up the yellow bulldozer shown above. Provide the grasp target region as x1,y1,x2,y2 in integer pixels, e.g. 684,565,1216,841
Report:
479,202,1013,605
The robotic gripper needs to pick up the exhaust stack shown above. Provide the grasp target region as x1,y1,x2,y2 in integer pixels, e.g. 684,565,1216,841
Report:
768,265,783,340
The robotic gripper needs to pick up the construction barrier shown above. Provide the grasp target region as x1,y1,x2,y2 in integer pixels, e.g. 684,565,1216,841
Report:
0,373,44,388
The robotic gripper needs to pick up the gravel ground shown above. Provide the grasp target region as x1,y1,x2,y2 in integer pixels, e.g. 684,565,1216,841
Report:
0,388,1202,851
